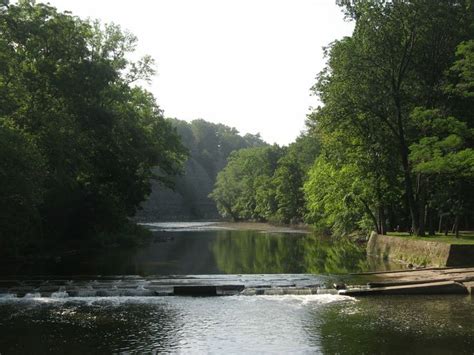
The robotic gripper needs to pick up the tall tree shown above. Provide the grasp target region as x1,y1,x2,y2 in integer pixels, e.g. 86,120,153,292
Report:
0,2,186,251
310,0,474,235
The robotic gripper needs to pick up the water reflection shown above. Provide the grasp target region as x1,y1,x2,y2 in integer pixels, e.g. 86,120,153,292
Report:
313,295,474,354
212,231,376,274
0,229,398,276
1,294,473,354
0,299,181,353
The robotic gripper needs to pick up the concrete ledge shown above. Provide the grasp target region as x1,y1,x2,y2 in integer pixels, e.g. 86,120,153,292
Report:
463,281,474,295
367,232,474,267
340,281,468,296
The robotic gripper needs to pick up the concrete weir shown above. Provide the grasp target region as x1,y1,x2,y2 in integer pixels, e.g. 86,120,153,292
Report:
0,274,325,298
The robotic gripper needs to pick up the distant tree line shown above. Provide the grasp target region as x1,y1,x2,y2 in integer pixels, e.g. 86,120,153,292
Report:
210,134,319,224
0,2,187,255
170,118,266,180
211,0,474,237
137,118,266,220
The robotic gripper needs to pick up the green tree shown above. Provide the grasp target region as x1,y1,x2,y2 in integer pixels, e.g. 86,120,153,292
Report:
0,121,45,254
309,0,474,235
0,2,186,250
210,146,282,221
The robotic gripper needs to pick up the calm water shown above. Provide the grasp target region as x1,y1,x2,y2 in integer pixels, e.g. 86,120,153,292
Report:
1,222,394,276
1,223,473,354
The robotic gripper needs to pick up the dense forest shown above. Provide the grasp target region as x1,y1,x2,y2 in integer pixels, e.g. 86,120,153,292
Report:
210,0,474,237
0,1,188,255
137,119,265,220
2,0,474,258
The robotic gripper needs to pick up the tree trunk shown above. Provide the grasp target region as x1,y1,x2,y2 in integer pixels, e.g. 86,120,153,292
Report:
397,119,419,235
391,35,419,236
445,217,450,236
427,208,435,236
454,215,460,238
362,199,379,234
378,206,386,235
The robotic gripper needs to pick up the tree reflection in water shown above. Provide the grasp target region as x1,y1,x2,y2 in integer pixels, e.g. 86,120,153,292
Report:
212,231,370,274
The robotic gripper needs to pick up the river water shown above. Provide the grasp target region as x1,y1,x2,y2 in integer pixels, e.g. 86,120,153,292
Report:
1,222,473,354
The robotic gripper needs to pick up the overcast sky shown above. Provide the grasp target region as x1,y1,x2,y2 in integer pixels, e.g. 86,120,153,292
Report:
38,0,354,145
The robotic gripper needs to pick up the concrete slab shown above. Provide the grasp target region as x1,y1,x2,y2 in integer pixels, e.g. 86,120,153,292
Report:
462,281,474,295
340,281,468,296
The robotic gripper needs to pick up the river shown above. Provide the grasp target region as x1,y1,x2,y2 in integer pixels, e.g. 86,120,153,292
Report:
0,222,473,354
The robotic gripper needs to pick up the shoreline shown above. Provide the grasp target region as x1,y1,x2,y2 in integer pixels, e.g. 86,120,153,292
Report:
214,221,310,234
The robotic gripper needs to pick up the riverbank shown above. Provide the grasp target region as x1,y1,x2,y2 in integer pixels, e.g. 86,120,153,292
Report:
367,232,474,267
215,221,310,234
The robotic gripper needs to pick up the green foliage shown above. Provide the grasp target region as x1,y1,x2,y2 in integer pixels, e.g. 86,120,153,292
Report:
210,146,283,220
0,120,45,254
169,118,265,179
210,132,320,223
136,118,268,220
446,40,474,99
305,0,474,236
304,158,375,235
0,2,186,254
409,108,474,230
273,155,305,224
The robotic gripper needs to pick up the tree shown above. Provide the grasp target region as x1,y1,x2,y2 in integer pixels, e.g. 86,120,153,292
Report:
0,121,45,254
273,153,305,224
0,2,187,251
309,0,474,235
210,146,282,221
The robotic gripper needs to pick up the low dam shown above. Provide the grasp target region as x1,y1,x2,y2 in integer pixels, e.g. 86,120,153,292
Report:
0,274,331,298
1,223,474,353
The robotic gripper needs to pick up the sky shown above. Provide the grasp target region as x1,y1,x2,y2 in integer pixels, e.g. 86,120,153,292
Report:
38,0,354,145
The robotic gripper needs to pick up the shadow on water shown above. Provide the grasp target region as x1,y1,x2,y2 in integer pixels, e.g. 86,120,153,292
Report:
0,300,182,353
0,228,399,276
0,225,472,354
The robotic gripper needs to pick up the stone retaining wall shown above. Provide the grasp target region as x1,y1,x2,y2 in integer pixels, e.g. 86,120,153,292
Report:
367,232,474,267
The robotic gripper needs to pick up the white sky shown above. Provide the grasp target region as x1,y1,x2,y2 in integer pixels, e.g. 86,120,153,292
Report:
38,0,354,145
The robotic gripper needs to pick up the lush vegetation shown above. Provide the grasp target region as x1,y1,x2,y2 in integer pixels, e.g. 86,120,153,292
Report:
0,1,187,255
2,0,473,259
137,118,266,220
170,118,266,180
210,134,319,224
211,0,474,237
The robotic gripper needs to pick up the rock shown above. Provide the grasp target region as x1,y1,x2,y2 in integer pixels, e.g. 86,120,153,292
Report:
333,282,347,290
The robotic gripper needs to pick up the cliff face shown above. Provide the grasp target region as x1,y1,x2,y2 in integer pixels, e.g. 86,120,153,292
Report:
136,157,220,221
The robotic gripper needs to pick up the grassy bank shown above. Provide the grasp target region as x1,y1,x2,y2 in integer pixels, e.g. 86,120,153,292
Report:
387,232,474,245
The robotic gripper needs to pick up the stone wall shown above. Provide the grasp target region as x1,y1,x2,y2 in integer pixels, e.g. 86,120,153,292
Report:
367,233,474,267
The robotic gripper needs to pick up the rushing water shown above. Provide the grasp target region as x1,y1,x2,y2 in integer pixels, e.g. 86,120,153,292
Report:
1,222,473,354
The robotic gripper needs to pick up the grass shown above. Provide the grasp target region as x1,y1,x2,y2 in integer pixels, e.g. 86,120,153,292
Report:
386,231,474,245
